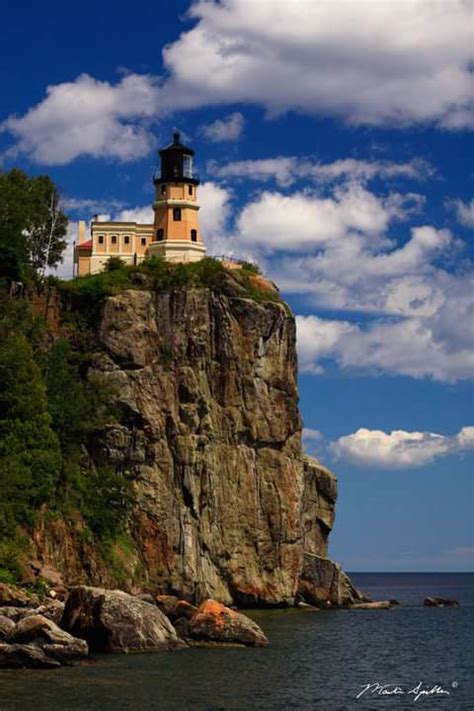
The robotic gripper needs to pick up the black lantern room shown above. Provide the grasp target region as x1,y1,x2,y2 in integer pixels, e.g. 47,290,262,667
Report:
154,131,200,186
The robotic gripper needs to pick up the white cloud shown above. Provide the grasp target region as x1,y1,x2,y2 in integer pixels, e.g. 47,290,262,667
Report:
448,197,474,227
61,197,126,214
161,0,473,128
296,311,474,382
52,221,78,279
210,157,432,187
457,426,474,449
201,112,245,142
231,179,473,382
1,73,158,164
237,183,421,252
302,428,323,442
3,0,472,165
114,206,154,223
331,426,474,468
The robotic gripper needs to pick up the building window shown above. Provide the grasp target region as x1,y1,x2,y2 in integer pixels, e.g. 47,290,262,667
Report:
98,235,104,244
157,229,164,241
111,235,117,245
173,208,181,221
183,155,193,178
191,229,197,242
188,185,193,196
141,237,147,246
124,236,130,245
161,184,167,195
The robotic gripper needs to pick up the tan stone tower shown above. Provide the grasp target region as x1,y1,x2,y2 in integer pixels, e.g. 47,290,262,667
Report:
148,131,206,263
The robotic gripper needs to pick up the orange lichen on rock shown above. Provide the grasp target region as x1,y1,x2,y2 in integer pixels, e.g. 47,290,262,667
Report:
187,598,268,647
248,274,278,293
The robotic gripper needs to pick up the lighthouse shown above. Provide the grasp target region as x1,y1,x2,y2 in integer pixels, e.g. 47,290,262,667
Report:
148,131,206,263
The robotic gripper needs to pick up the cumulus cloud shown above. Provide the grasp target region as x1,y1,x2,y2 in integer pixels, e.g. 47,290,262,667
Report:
3,0,472,164
331,426,474,468
302,428,323,442
231,178,474,382
201,112,245,142
237,183,421,252
161,0,473,128
296,311,474,382
61,197,126,214
1,73,158,164
448,197,474,227
210,157,432,187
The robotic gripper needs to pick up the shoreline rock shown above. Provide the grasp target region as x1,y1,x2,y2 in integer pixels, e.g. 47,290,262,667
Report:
184,599,269,647
423,596,459,607
61,586,183,653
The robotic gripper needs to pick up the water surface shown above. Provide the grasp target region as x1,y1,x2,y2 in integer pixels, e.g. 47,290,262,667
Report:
0,573,472,710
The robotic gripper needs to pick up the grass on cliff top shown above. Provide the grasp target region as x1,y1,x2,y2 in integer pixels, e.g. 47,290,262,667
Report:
54,256,282,323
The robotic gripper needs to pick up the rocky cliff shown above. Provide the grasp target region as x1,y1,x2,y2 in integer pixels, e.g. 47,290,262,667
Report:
32,284,359,607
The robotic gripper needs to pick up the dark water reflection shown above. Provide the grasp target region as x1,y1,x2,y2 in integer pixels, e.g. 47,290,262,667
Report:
0,574,473,710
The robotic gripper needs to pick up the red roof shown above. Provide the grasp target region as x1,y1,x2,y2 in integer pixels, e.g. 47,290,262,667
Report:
77,240,92,249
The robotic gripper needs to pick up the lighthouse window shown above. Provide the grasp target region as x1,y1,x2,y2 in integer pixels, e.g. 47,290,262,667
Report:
111,235,117,245
98,235,104,244
124,236,130,245
141,237,147,246
157,229,164,241
161,184,167,195
191,229,197,242
183,155,193,178
188,185,193,196
173,208,182,221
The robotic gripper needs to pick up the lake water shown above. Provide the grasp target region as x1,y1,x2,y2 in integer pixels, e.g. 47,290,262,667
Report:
0,573,472,710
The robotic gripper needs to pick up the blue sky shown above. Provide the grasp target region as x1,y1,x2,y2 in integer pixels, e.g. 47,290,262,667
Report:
1,0,472,571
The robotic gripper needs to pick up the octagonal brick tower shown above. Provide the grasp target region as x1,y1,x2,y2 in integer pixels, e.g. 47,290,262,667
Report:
148,131,206,263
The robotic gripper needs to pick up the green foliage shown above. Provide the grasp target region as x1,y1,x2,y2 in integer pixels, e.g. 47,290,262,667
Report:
0,335,62,534
105,256,127,272
240,261,260,274
40,339,116,453
58,262,131,325
0,168,68,282
78,466,134,540
101,531,139,588
0,568,17,585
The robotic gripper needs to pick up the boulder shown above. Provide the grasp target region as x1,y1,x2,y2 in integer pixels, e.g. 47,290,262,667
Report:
61,586,182,653
174,600,197,620
296,601,320,611
33,600,65,624
9,614,88,661
155,595,197,622
0,615,15,639
0,607,29,622
187,599,269,647
0,601,64,624
0,583,38,608
298,554,365,607
0,642,60,669
349,601,393,610
424,596,459,607
155,594,180,618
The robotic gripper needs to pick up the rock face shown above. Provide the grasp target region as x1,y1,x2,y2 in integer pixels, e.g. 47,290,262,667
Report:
61,586,181,653
32,286,360,607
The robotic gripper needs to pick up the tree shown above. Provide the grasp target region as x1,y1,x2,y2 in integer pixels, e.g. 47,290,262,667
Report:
0,169,68,282
0,335,62,532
